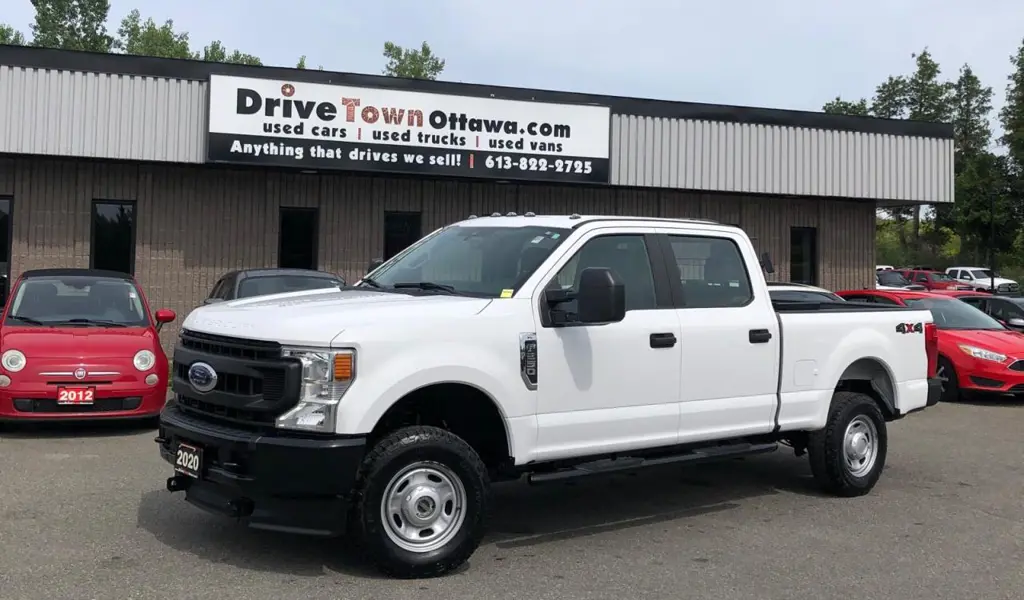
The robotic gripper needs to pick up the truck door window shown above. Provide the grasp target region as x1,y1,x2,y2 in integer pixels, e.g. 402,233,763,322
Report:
551,235,657,311
914,272,929,283
665,235,753,308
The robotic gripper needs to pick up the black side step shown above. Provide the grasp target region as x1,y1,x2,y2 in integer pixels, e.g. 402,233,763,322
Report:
526,442,778,485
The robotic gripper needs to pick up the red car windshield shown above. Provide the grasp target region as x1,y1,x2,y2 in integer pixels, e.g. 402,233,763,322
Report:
4,275,150,328
903,297,1004,331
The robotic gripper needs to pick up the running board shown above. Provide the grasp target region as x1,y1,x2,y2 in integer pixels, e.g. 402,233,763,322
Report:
525,442,778,485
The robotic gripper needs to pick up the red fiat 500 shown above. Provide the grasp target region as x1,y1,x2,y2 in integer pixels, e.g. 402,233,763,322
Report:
0,268,176,423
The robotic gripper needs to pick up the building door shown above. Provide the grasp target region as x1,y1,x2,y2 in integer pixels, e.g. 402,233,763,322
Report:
0,197,10,305
790,226,818,285
383,212,422,260
279,207,319,269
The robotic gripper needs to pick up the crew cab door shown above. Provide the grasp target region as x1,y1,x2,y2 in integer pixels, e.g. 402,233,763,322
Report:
532,227,682,460
655,228,779,443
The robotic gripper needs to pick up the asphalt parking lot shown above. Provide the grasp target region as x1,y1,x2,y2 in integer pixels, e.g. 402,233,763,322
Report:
2,401,1023,600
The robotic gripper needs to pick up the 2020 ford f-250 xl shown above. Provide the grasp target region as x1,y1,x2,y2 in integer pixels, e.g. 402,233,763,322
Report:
157,214,942,578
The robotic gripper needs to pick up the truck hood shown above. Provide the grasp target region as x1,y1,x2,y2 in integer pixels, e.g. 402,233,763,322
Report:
0,326,156,358
183,289,493,345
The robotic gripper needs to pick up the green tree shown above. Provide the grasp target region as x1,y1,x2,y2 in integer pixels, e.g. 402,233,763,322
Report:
943,64,998,261
871,75,909,118
382,41,445,80
1000,38,1024,175
296,55,322,70
0,23,27,45
29,0,113,52
198,40,262,65
114,9,192,59
821,96,869,116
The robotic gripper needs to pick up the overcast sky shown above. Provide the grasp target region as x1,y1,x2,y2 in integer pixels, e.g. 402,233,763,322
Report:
5,0,1023,124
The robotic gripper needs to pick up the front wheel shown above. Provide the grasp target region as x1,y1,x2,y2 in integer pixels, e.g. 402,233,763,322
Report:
936,356,960,403
807,392,888,497
350,425,490,578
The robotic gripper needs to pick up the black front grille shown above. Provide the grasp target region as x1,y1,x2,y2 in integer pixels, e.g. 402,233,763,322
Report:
173,330,299,429
175,393,277,426
180,329,282,361
13,397,143,413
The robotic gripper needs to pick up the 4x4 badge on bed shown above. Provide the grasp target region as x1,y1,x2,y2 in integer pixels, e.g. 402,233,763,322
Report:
895,322,923,334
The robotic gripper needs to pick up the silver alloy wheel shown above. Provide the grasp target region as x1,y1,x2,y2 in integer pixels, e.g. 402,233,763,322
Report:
936,364,949,392
381,462,467,554
843,415,879,478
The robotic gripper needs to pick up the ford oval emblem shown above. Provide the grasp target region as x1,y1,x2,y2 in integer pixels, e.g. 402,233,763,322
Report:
74,367,87,380
187,362,218,393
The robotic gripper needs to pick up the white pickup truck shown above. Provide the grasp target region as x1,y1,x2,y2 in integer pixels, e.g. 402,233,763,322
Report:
158,214,941,578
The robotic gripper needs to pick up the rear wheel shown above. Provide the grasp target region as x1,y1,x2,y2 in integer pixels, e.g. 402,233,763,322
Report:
350,425,489,578
936,356,960,402
808,392,888,497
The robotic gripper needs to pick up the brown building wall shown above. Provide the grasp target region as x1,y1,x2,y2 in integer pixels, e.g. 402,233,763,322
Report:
0,156,876,353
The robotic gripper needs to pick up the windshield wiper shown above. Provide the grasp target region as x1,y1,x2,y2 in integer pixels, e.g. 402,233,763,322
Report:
392,281,459,294
358,277,384,289
8,315,45,325
57,318,128,328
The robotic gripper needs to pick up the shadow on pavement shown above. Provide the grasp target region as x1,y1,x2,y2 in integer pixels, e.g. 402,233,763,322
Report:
135,449,824,579
0,418,158,439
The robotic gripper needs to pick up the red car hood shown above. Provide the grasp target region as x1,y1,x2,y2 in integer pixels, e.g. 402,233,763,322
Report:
0,326,156,359
941,328,1024,357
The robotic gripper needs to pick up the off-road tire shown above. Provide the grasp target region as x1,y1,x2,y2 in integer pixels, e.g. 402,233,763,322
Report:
350,425,490,578
937,356,960,403
807,392,888,497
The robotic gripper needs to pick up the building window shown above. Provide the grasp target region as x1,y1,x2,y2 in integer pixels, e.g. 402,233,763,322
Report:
278,207,319,269
91,200,136,275
790,226,818,286
384,212,423,260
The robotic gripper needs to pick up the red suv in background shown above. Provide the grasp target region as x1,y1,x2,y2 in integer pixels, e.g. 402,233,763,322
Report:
897,269,973,291
0,268,176,424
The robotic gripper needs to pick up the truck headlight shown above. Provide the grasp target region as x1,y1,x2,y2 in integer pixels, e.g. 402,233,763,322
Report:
275,347,355,433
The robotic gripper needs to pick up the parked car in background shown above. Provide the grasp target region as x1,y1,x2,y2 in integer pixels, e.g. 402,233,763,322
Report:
876,265,895,271
945,266,1020,295
0,268,176,424
875,270,926,290
895,269,972,291
835,288,1024,402
202,268,346,305
940,290,1024,333
766,282,846,302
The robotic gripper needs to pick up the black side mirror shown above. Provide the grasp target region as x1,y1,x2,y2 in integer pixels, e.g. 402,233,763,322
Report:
368,258,384,273
202,297,225,306
576,267,626,324
760,252,775,274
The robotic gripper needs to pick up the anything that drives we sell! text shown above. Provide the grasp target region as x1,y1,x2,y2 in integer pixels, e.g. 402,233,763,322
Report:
206,75,611,184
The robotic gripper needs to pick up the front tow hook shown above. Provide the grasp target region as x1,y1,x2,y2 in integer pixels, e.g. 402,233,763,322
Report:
166,475,191,493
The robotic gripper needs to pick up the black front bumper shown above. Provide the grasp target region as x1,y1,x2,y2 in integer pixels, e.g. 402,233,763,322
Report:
157,403,366,536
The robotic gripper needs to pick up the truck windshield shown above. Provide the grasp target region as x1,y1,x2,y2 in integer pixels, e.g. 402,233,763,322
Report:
5,275,150,327
367,225,571,297
877,271,911,286
903,297,1005,331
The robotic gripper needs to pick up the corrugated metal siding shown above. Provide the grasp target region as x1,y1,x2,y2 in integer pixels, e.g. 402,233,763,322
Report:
611,115,954,204
0,157,876,356
0,67,949,204
0,66,206,163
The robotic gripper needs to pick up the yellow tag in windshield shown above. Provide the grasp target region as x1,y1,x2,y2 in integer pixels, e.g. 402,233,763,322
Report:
500,289,514,298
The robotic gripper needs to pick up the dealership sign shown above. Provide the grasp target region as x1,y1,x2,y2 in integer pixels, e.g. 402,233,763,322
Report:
206,75,611,184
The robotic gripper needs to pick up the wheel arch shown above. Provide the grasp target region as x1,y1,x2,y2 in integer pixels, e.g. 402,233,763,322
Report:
368,381,514,472
834,357,898,420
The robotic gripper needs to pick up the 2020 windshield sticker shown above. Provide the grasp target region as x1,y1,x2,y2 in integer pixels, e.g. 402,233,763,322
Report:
206,75,611,184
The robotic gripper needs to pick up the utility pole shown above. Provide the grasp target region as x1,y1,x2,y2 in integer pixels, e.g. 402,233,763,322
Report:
989,189,997,295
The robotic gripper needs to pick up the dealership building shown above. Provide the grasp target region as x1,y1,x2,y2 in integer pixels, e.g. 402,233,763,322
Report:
0,45,953,344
